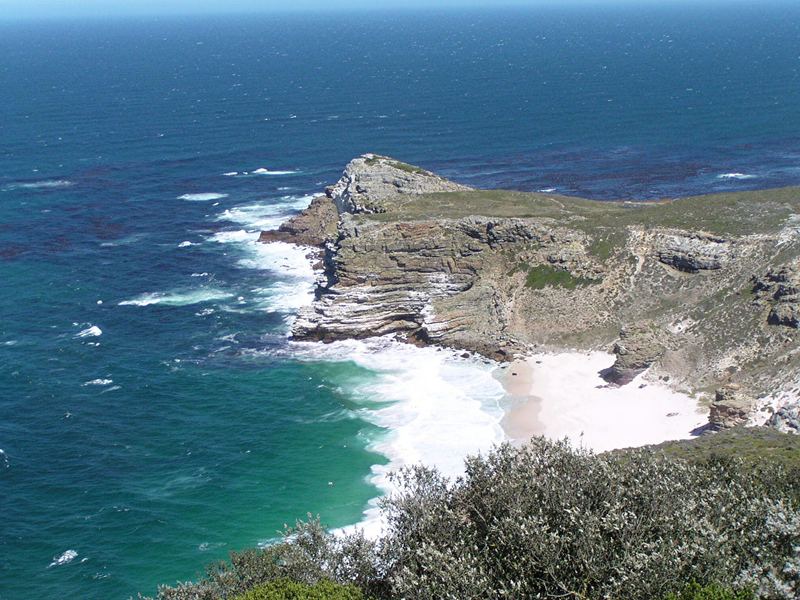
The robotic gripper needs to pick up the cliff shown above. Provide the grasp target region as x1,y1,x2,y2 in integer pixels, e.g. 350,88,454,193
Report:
262,153,800,431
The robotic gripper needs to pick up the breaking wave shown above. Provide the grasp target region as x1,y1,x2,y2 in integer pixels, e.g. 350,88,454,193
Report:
177,193,229,201
118,289,234,307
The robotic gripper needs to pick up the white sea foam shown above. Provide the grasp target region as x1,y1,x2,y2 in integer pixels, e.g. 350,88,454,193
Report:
119,289,234,307
215,201,505,538
177,192,229,202
209,194,318,315
222,171,239,177
250,281,316,312
290,338,505,538
238,240,316,278
4,179,74,191
48,550,78,568
216,195,313,232
75,325,102,338
251,168,298,176
218,235,316,314
717,172,757,180
83,379,113,386
538,187,557,193
99,233,148,247
178,241,195,248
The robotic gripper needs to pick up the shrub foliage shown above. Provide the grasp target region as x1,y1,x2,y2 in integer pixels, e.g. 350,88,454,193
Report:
231,579,363,600
146,438,800,599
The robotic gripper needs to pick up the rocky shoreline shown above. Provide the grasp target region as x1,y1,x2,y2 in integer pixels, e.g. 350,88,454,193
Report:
261,154,800,434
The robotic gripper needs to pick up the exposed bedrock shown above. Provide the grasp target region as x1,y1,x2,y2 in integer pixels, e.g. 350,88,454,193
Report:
325,153,471,214
709,385,755,430
753,260,800,328
768,404,800,434
259,154,800,430
258,195,339,248
290,215,547,360
601,324,666,386
654,231,730,273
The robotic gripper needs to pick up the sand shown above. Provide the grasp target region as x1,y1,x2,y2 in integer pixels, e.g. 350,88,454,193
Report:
499,351,708,452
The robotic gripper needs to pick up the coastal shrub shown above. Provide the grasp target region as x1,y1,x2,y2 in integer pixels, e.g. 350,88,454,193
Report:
232,579,363,600
378,439,799,599
142,518,381,600
664,581,755,600
147,438,800,600
525,264,598,289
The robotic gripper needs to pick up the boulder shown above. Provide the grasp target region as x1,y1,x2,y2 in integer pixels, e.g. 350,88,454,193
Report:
709,384,754,430
655,231,730,273
767,403,800,434
754,260,800,328
601,324,665,385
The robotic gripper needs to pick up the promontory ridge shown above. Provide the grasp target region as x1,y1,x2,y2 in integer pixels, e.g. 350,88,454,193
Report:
260,154,800,434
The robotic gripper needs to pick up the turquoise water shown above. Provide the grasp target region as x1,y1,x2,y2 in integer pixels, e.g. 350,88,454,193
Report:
2,4,800,598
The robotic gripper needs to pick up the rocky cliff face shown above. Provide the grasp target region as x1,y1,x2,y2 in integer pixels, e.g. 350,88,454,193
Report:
263,154,800,432
325,153,472,214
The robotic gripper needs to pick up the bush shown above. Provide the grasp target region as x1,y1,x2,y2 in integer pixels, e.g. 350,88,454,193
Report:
664,581,754,600
378,439,799,599
232,579,363,600
147,438,800,600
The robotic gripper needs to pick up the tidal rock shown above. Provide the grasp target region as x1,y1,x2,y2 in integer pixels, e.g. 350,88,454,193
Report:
709,384,754,430
655,231,730,273
325,154,471,214
767,403,800,434
258,195,339,247
601,324,665,385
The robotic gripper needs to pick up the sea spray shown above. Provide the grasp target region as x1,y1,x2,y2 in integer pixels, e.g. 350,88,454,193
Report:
288,338,506,537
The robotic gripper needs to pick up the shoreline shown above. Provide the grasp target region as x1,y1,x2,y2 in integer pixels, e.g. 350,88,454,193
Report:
497,351,708,453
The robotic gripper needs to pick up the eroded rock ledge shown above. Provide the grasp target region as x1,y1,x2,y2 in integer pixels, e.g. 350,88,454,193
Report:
260,154,800,431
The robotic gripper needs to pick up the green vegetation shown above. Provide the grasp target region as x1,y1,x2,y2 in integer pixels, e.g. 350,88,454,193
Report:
653,426,800,471
233,579,363,600
363,155,428,175
664,582,755,600
147,437,800,600
524,264,598,289
363,186,800,238
385,159,428,176
589,231,625,260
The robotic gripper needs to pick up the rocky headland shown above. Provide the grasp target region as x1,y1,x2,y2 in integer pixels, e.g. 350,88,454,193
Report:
261,153,800,433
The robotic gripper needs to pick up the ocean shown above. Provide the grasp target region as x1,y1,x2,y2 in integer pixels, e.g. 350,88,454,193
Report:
1,3,800,598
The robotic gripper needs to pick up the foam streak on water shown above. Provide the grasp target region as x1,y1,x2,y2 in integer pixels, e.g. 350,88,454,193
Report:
118,289,234,307
290,338,506,537
216,191,508,535
234,195,507,536
211,195,318,319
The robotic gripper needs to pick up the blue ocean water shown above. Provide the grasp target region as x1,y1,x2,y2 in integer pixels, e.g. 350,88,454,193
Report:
2,4,800,598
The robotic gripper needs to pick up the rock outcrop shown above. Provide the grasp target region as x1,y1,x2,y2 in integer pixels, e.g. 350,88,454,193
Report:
655,231,730,273
259,154,800,430
709,385,755,430
601,325,666,385
290,214,546,360
768,403,800,433
753,261,800,327
258,195,338,248
325,154,471,214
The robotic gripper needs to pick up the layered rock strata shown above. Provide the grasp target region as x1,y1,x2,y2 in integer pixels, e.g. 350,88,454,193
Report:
261,154,800,431
709,385,755,430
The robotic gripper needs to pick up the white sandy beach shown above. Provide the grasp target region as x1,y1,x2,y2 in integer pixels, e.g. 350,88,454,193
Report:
500,351,708,452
